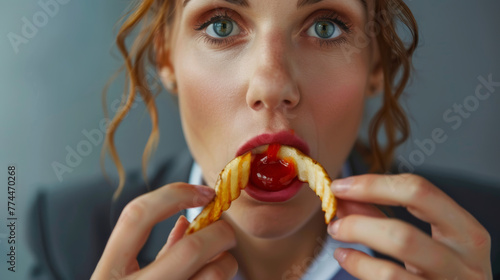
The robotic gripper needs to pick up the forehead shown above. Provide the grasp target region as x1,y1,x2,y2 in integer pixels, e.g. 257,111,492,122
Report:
182,0,368,10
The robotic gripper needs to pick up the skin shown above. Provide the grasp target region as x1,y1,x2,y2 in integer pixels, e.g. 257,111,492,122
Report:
173,0,371,242
92,0,493,279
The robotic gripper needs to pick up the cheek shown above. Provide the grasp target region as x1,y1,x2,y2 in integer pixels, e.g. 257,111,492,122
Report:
312,83,365,128
174,45,244,183
299,54,368,173
303,53,367,129
315,84,365,176
178,68,217,146
299,49,369,127
177,58,220,168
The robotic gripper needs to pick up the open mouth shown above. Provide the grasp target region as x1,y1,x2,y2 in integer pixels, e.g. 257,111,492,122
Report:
236,131,310,203
245,143,305,203
186,141,336,233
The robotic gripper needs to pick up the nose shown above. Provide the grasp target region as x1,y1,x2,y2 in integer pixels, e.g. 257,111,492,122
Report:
246,32,300,112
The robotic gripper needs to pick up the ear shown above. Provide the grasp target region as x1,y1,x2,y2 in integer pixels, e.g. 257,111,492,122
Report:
366,42,384,97
154,28,177,94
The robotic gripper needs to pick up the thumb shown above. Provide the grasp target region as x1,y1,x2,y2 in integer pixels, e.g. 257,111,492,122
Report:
155,215,190,260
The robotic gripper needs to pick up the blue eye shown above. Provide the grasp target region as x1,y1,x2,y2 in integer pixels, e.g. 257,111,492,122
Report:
307,21,342,39
206,19,240,38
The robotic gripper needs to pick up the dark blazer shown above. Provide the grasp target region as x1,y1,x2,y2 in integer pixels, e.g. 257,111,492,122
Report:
26,149,500,279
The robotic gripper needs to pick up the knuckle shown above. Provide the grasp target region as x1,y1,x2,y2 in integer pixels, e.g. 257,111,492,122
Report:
160,182,191,199
336,215,356,236
341,214,369,238
404,175,433,203
386,221,415,254
167,183,212,209
470,227,491,249
184,235,204,255
388,173,412,186
341,250,361,273
191,193,207,205
205,266,230,280
167,182,186,190
467,267,491,280
378,265,400,280
170,236,204,266
426,247,449,269
120,198,148,224
163,181,189,192
362,175,377,191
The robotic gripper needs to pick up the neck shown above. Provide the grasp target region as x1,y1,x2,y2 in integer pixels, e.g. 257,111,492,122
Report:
227,208,327,280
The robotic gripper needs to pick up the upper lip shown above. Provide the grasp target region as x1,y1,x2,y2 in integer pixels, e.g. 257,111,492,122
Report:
236,130,310,157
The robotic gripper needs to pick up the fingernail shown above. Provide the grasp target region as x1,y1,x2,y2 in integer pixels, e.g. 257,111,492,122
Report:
331,177,353,192
194,185,215,198
328,219,341,236
176,215,188,226
334,248,347,263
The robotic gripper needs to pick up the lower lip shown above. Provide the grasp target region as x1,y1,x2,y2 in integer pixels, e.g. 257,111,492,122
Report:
244,178,304,203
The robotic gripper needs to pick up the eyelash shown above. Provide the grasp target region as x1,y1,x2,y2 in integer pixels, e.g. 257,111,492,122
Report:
194,10,238,47
193,10,352,48
313,12,352,48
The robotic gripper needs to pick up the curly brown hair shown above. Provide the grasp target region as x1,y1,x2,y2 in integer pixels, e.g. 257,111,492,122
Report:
102,0,419,200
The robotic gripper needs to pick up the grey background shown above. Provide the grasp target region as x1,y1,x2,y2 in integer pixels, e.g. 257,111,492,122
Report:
0,0,499,279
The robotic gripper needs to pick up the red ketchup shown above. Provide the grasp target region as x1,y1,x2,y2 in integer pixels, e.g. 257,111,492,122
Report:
250,144,297,192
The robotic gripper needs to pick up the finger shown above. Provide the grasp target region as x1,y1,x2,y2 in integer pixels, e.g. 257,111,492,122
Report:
331,174,482,240
405,263,425,276
156,215,190,260
334,248,425,280
140,220,236,280
329,215,465,277
335,199,387,219
100,183,215,270
190,252,238,280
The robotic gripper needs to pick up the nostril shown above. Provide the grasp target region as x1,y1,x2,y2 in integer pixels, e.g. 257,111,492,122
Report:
253,100,263,109
284,100,292,106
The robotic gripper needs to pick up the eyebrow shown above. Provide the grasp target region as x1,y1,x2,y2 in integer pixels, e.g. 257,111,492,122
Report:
183,0,366,9
183,0,249,7
297,0,367,9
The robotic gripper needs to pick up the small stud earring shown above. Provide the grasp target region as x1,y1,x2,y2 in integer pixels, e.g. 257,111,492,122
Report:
165,80,177,93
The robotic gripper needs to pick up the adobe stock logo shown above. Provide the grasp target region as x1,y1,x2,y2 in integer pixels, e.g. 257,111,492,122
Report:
396,74,499,173
7,0,72,54
50,67,161,182
50,95,143,182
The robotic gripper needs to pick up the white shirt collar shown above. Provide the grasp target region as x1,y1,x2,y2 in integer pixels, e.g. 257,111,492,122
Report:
186,161,372,280
186,163,204,222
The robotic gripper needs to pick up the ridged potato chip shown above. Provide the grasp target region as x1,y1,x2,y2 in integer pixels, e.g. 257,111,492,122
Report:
185,145,336,234
277,145,336,223
185,152,251,234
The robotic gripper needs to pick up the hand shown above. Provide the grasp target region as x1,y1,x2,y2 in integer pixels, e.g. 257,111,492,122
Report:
91,183,238,280
328,174,493,280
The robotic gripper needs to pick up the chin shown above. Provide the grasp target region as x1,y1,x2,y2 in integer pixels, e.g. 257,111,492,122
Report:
223,189,322,239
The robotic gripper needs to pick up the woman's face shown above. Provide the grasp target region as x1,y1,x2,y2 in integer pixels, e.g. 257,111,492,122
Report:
162,0,380,238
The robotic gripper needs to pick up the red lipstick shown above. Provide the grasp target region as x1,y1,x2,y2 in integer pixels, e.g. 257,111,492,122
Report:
236,130,310,157
237,131,310,203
